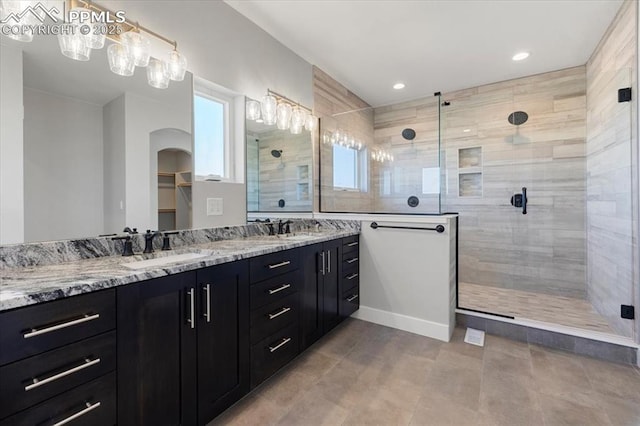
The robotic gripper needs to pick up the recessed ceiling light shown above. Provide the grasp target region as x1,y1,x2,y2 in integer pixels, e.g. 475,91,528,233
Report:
393,82,405,90
463,129,471,133
512,52,530,61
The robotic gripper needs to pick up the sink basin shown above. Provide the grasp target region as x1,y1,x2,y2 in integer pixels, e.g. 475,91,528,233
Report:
122,252,208,270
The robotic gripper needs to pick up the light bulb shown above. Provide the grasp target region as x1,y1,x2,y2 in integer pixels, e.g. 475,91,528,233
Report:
261,95,277,125
304,113,317,132
276,103,292,130
107,43,134,76
168,49,187,81
246,100,261,121
147,58,170,89
290,107,305,134
121,31,150,67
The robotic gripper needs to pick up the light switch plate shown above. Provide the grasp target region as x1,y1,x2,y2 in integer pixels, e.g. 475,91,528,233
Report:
207,198,223,216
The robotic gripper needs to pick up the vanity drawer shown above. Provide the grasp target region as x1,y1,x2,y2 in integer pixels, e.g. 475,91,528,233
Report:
342,235,360,256
340,288,360,319
249,249,300,283
250,293,299,345
0,331,116,419
0,289,116,366
0,372,116,426
250,271,299,310
342,254,359,269
250,323,299,388
341,269,360,294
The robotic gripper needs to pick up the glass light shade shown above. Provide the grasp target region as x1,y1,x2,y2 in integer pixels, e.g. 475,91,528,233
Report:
58,28,91,61
304,113,317,132
147,58,170,89
290,107,305,134
276,103,292,130
246,100,261,120
107,43,135,76
69,7,105,49
121,31,150,67
261,95,277,126
168,50,187,81
86,23,106,49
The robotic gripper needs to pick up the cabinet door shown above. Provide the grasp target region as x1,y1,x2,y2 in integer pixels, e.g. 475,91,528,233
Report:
196,261,249,425
300,243,323,350
117,271,197,426
322,239,342,333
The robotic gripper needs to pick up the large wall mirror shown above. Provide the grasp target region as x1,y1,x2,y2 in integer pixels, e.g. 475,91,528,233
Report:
246,116,313,212
1,33,193,243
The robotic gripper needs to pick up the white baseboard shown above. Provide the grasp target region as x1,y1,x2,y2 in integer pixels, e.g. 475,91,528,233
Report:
352,305,453,342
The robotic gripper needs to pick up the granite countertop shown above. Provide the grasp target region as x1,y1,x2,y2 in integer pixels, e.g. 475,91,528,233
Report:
0,230,358,312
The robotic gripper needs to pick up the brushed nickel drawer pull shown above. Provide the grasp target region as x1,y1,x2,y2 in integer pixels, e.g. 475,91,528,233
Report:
53,401,101,426
268,260,291,269
268,307,291,320
327,250,331,273
23,314,100,339
269,337,291,353
347,241,359,247
268,283,291,295
346,257,359,264
203,284,211,323
347,294,359,302
187,288,195,329
25,358,101,391
346,273,359,280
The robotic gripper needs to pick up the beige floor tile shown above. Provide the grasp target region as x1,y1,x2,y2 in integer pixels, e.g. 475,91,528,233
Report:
581,356,640,402
425,358,482,411
479,368,543,426
538,393,613,426
484,334,531,360
529,346,594,404
277,391,349,426
208,393,283,426
597,394,640,426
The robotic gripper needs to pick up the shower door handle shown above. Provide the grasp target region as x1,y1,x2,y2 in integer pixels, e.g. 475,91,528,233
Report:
521,187,527,215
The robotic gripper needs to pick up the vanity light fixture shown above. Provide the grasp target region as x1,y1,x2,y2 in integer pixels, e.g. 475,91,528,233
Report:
322,128,365,151
393,82,405,90
2,0,190,89
371,149,394,163
250,90,317,135
512,51,530,61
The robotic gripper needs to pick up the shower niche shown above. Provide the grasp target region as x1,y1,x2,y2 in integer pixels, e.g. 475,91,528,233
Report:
458,146,483,197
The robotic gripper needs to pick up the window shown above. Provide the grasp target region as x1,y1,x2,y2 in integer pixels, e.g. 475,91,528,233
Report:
333,144,367,190
194,94,226,179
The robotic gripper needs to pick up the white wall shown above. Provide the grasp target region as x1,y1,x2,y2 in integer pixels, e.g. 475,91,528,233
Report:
23,89,104,242
0,42,24,244
192,182,247,228
103,95,127,235
124,91,192,231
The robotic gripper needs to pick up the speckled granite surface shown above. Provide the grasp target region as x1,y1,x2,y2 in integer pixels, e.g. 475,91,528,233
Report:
0,220,360,312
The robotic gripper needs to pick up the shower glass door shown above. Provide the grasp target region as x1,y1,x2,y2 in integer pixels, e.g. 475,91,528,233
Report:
442,66,635,338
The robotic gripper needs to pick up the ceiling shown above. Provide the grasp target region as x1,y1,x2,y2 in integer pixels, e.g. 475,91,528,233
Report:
225,0,623,107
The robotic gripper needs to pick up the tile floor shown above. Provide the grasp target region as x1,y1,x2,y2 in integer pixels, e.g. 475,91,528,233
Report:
209,319,640,426
459,282,615,334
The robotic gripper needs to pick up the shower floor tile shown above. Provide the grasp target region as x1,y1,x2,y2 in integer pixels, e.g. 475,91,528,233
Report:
458,282,615,334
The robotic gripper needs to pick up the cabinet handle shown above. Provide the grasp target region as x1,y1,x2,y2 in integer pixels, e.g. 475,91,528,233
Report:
346,257,359,264
268,283,291,295
23,313,100,339
203,284,211,323
346,294,359,303
25,357,101,391
346,273,359,280
327,250,331,273
269,337,291,353
52,401,102,426
268,306,291,320
268,260,290,269
347,241,359,247
320,252,325,275
187,288,195,329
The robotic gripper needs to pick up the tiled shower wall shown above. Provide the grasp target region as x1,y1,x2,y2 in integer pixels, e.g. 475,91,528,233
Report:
441,67,588,298
586,0,637,337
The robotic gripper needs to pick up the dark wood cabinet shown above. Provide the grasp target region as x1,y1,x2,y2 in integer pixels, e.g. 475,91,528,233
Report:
196,261,249,424
117,271,198,426
117,261,250,426
300,238,343,351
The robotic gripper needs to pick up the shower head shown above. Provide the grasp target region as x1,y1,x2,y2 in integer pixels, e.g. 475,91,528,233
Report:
508,111,528,126
271,150,282,158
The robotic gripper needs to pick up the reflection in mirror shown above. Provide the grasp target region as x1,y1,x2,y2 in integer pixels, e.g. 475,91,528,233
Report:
0,32,193,243
246,114,313,212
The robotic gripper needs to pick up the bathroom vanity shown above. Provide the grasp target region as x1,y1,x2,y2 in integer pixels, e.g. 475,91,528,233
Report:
0,222,360,425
